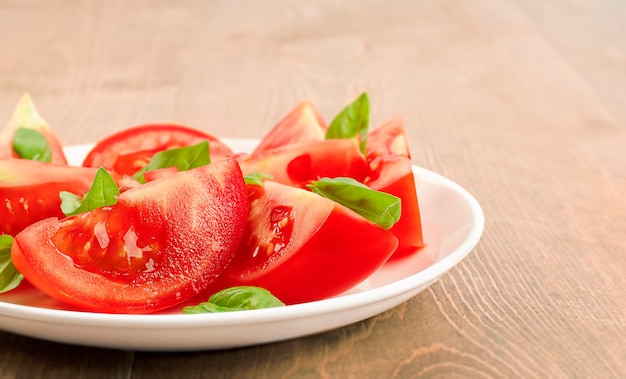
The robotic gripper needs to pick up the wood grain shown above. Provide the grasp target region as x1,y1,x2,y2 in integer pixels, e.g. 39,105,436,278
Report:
0,0,624,378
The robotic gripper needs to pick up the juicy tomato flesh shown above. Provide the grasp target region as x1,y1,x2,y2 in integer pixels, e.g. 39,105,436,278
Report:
52,205,163,281
214,181,399,305
82,123,234,176
235,185,297,268
241,205,294,263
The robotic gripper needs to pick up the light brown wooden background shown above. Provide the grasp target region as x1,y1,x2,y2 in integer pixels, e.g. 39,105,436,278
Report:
1,1,625,378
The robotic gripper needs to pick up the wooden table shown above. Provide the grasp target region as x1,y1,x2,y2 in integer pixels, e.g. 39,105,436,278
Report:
1,1,625,377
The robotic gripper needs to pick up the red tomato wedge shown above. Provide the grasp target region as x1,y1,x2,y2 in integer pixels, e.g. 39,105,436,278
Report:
11,160,248,314
241,139,370,188
82,124,235,176
250,101,327,158
0,159,103,236
0,93,67,164
366,118,424,258
213,181,398,305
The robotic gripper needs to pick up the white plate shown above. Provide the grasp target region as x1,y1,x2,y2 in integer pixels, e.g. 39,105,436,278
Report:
0,138,484,351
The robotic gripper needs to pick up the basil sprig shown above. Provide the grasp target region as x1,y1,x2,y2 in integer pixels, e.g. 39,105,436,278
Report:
12,127,52,162
0,235,23,294
133,140,210,183
325,92,370,154
308,177,401,230
60,167,120,216
183,286,285,314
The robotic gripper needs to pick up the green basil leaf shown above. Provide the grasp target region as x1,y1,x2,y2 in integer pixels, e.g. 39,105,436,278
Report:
243,172,273,186
325,92,370,154
12,127,52,162
133,140,210,183
59,191,85,216
183,286,285,314
308,177,401,230
60,167,119,216
0,235,23,294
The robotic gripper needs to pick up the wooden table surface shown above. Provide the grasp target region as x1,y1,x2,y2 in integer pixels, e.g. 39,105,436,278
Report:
1,1,625,378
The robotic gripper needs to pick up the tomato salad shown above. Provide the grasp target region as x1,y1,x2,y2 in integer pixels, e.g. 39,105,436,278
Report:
0,93,425,314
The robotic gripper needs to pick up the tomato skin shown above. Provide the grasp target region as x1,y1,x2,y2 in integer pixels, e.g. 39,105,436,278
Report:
11,160,249,314
0,93,67,164
251,101,327,158
82,123,234,176
366,118,425,258
0,160,102,236
241,139,370,188
214,181,398,305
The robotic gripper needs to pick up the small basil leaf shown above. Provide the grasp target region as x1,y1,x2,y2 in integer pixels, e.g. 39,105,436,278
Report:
133,140,210,183
0,235,23,294
183,286,285,314
308,177,401,230
60,167,119,216
12,127,52,162
59,191,84,216
244,172,273,186
325,92,370,154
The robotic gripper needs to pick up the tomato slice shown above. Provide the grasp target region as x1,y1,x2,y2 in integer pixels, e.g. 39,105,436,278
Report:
366,118,425,258
0,160,103,236
11,160,249,313
213,181,398,305
241,139,370,188
0,93,67,164
250,101,327,159
82,124,235,176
